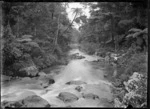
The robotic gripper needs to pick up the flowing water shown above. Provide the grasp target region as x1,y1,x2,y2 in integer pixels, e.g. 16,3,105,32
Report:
1,48,114,107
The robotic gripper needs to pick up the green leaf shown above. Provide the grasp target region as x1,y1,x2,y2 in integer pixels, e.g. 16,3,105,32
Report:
24,41,40,48
21,35,33,39
17,38,32,42
11,47,23,57
128,28,142,33
133,31,143,38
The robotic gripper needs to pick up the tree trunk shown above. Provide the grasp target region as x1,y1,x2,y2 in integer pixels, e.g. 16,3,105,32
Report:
55,14,60,45
17,15,19,37
111,15,115,51
52,14,60,54
111,16,114,42
34,26,36,36
61,12,78,35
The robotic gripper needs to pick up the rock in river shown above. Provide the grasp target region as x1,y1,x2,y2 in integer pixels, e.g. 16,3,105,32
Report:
1,95,51,108
66,80,86,85
37,72,47,77
38,75,55,88
82,93,99,100
21,95,50,107
75,86,83,92
1,100,23,108
57,92,79,103
40,79,55,88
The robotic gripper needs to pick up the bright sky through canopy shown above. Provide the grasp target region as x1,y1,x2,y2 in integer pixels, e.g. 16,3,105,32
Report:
66,3,90,30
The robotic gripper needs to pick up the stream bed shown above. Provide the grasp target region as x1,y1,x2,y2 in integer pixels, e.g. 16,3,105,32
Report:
1,48,114,107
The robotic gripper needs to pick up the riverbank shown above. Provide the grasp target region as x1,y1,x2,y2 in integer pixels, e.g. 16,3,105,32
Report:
1,48,116,108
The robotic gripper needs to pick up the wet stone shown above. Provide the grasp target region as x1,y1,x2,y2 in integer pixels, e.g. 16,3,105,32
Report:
66,80,87,85
38,76,55,88
57,92,79,103
21,95,50,107
37,72,47,77
1,95,51,108
1,100,23,108
75,86,83,92
82,93,100,100
40,79,55,88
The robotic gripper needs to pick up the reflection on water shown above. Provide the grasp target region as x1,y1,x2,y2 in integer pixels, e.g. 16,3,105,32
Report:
1,48,113,107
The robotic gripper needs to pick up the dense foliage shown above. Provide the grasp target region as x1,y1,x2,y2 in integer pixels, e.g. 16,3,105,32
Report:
1,2,148,108
78,2,148,108
2,2,76,77
79,2,147,53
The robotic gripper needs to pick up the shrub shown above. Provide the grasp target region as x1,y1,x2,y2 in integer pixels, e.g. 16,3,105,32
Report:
113,51,147,108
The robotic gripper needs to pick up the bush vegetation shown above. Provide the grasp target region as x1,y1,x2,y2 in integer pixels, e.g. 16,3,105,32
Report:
78,2,147,108
2,2,78,77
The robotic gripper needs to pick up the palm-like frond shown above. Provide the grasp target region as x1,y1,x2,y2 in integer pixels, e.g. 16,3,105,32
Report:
128,28,142,33
16,35,33,42
11,47,23,58
126,28,147,38
71,8,83,16
17,38,32,42
21,35,33,39
24,41,40,48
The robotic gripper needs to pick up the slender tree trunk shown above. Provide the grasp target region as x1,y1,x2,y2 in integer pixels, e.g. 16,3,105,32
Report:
111,17,114,42
61,12,78,35
34,26,36,36
55,14,60,45
52,14,60,54
17,15,19,37
111,15,115,51
0,5,3,73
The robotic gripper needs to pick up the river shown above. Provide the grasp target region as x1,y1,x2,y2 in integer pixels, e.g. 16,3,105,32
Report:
1,47,114,107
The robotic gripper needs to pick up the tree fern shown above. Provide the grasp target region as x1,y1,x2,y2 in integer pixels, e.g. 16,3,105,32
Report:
128,28,142,33
24,41,40,48
118,19,134,28
17,38,32,42
11,47,23,58
126,28,147,38
21,35,33,39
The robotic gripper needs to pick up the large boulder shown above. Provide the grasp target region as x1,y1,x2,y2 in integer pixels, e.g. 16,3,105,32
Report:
57,92,79,103
37,72,47,77
21,95,50,107
1,95,50,108
1,100,23,108
38,76,55,88
82,93,99,100
66,80,86,85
